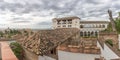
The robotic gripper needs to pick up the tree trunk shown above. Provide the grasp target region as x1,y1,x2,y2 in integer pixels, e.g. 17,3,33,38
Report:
108,10,116,32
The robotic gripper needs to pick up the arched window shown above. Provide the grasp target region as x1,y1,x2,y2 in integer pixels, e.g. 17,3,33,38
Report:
88,31,90,36
80,31,83,36
80,25,83,28
91,31,94,36
84,31,87,36
95,31,98,36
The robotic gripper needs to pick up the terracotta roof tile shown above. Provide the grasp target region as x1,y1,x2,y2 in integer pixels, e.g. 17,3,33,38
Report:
17,28,79,55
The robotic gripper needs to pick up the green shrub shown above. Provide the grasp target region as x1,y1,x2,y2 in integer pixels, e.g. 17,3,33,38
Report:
115,18,120,34
105,39,113,47
10,42,23,60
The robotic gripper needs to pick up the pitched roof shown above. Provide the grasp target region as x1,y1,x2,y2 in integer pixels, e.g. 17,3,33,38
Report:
17,28,79,55
80,20,109,23
52,16,80,20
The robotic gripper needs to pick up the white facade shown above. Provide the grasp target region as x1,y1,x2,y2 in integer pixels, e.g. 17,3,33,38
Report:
52,17,109,34
52,18,80,29
52,17,109,37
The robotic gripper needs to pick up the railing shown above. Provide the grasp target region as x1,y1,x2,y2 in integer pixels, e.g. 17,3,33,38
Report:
105,43,120,57
97,37,120,59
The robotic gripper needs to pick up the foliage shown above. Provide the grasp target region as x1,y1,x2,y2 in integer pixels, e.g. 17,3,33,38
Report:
105,39,113,47
0,31,3,37
115,18,120,34
10,42,23,60
4,29,21,38
102,23,113,32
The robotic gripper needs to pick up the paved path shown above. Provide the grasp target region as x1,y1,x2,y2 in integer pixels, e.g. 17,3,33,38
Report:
0,42,18,60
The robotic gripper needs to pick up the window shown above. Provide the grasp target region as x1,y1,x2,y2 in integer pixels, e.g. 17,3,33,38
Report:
80,25,83,28
57,20,61,24
57,26,60,27
50,48,56,55
102,25,105,28
80,32,83,36
62,20,66,24
68,25,72,27
63,25,66,27
68,19,72,24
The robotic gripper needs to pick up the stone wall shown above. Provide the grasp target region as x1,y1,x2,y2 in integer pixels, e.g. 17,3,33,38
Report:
99,32,118,44
57,38,100,54
23,47,38,60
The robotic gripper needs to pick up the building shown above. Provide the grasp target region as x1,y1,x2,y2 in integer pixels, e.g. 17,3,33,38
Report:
52,16,80,29
52,16,109,37
13,16,120,60
15,28,80,60
52,16,120,60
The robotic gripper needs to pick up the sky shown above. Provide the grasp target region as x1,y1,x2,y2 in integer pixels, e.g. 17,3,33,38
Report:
0,0,120,29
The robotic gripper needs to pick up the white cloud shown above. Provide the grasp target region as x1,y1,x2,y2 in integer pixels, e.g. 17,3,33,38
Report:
0,0,120,29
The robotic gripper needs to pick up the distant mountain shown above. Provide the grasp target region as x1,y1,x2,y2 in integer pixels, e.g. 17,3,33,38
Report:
37,21,52,25
32,21,52,29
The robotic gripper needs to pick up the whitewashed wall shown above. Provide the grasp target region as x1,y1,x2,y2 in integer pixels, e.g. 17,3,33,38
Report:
58,50,100,60
97,41,120,60
119,34,120,49
38,55,56,60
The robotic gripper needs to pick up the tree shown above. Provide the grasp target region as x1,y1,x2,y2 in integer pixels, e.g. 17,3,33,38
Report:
108,10,116,32
115,18,120,34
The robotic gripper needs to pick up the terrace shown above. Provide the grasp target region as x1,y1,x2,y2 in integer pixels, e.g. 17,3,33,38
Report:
0,42,18,60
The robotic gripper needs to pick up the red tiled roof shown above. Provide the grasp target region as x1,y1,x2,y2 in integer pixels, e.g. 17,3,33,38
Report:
17,28,79,55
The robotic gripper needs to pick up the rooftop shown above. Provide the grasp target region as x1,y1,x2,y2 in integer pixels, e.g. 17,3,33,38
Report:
80,20,110,23
16,28,79,55
52,16,80,20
